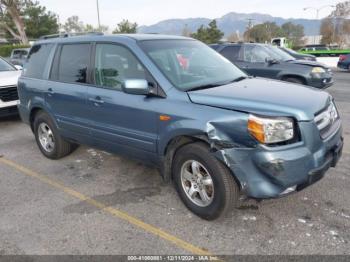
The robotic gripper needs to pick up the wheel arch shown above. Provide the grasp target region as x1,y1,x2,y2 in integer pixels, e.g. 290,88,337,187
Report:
279,74,307,85
29,107,58,133
160,134,210,182
29,107,44,132
160,134,242,191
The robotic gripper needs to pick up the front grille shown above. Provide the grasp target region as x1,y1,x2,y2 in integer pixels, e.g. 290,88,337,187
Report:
0,85,18,102
314,102,340,139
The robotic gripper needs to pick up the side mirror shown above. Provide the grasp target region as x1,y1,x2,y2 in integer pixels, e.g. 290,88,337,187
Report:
122,79,150,95
14,65,23,70
265,57,279,65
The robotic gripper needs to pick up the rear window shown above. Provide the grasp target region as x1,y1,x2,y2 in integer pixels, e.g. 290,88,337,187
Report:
24,44,53,79
51,44,91,84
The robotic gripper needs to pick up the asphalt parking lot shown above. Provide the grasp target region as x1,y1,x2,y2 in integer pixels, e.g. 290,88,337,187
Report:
0,71,349,256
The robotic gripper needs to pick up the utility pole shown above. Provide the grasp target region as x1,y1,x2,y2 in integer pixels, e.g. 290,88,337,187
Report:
245,18,254,41
96,0,101,31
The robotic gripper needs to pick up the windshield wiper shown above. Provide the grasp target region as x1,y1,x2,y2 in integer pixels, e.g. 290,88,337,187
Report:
186,76,248,92
186,83,222,92
231,76,248,82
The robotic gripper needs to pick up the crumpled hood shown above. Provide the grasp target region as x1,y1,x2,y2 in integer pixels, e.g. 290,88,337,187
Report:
0,70,21,87
288,59,329,69
187,78,331,121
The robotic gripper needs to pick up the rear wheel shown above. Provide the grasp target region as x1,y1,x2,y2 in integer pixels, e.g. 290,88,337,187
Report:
283,77,305,85
33,111,77,159
173,142,239,220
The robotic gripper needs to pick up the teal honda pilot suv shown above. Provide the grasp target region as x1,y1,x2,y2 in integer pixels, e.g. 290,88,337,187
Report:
18,33,343,220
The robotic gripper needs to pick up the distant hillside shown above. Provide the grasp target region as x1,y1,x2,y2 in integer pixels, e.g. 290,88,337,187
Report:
138,12,322,36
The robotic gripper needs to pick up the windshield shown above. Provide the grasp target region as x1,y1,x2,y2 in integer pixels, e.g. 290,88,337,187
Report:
0,58,15,72
282,47,298,55
138,40,247,91
266,45,295,61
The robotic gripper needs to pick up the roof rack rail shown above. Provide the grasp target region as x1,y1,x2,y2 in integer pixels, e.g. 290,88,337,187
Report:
39,32,104,40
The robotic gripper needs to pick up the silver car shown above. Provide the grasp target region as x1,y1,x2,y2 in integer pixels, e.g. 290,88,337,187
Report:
0,57,22,116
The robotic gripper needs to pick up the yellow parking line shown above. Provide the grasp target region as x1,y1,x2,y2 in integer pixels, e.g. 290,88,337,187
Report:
0,157,213,256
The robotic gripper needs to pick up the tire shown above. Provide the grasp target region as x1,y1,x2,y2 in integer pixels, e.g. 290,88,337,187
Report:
172,142,239,220
33,111,77,159
283,77,304,85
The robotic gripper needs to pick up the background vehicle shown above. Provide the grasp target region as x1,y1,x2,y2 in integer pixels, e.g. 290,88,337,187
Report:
279,47,316,61
211,43,333,88
18,34,343,220
10,48,30,66
338,54,350,71
300,45,330,52
0,57,22,116
299,45,350,57
271,37,292,48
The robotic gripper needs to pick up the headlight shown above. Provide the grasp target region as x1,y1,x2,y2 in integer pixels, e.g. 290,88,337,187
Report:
248,115,294,144
312,67,326,73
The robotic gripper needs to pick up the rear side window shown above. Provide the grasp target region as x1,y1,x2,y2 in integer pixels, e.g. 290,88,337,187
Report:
220,46,242,61
24,44,53,79
52,44,91,84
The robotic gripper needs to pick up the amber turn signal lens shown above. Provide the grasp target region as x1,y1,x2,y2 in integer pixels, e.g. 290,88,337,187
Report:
248,117,265,143
159,115,171,121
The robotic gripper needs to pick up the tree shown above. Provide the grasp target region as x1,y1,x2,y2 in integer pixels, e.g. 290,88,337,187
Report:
22,1,58,39
0,0,58,42
227,31,240,42
320,18,334,45
281,22,305,47
62,16,108,33
63,15,84,33
112,19,137,34
244,22,284,43
84,23,108,33
191,20,224,44
0,0,28,44
320,1,350,47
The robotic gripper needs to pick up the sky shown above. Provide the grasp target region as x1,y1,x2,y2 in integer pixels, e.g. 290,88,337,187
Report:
38,0,344,29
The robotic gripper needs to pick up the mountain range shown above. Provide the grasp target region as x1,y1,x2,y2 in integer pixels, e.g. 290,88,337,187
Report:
138,12,322,36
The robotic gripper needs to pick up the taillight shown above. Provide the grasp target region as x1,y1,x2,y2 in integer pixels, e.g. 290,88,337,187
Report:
339,55,346,61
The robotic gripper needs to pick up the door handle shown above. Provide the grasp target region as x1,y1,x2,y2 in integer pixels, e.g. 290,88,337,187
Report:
47,88,54,97
89,97,105,105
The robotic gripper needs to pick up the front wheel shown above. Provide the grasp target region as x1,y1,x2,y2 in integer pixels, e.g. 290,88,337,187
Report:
173,142,239,220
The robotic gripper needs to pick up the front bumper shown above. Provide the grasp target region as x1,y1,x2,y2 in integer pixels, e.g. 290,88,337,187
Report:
0,100,19,117
214,120,343,199
308,73,334,89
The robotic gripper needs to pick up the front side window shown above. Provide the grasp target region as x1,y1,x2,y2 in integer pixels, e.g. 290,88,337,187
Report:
24,44,53,78
243,45,273,63
139,40,246,91
0,58,15,72
94,44,147,90
56,44,91,83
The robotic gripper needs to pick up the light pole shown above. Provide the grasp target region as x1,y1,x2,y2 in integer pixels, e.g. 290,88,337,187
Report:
96,0,101,31
303,5,335,44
